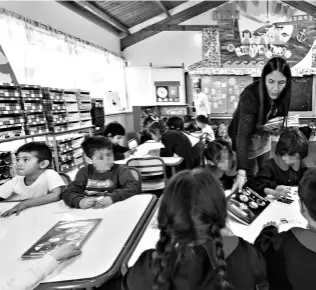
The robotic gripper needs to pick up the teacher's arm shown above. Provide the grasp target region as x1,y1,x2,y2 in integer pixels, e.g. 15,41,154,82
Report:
231,95,257,192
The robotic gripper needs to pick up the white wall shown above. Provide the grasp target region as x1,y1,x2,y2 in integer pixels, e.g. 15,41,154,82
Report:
0,1,120,54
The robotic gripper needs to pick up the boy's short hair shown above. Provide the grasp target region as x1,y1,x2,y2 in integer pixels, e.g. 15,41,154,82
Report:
16,142,52,167
81,136,113,159
275,129,309,159
299,168,316,221
167,116,184,130
104,122,126,137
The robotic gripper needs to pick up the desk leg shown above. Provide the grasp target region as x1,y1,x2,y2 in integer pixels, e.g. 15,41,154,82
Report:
171,166,176,176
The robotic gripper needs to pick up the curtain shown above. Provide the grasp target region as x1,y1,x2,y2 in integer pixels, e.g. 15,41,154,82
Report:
0,12,127,114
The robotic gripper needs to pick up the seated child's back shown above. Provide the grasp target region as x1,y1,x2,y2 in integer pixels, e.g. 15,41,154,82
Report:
255,168,316,290
247,129,308,198
0,142,65,217
62,136,140,209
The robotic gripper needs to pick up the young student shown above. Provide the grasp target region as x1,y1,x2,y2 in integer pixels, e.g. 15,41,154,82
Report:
0,142,65,217
104,122,132,161
122,169,267,290
202,139,237,190
184,114,199,133
196,114,215,142
247,129,308,198
62,136,140,209
254,168,316,290
1,244,81,290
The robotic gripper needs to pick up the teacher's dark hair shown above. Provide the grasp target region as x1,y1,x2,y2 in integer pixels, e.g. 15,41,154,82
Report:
152,169,231,290
258,57,292,130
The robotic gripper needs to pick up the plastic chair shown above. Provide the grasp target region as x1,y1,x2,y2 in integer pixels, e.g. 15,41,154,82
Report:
59,172,71,186
127,157,166,192
128,167,142,192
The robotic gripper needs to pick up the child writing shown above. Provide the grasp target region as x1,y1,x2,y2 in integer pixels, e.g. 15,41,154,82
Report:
202,139,237,190
0,142,65,217
247,129,308,198
254,168,316,290
1,244,80,290
184,114,199,133
104,122,134,161
122,169,266,290
62,136,140,209
196,114,215,143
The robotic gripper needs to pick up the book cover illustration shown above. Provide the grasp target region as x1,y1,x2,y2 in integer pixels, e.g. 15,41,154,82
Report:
227,187,271,225
22,219,102,259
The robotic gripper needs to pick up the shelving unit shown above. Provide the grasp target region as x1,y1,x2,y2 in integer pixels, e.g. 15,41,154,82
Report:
91,98,105,134
76,90,92,128
0,84,25,139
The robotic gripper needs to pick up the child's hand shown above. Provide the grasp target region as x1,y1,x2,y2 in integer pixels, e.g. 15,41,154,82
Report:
274,185,291,198
50,244,81,262
85,190,104,196
93,196,113,209
123,151,131,159
1,201,28,217
79,198,96,209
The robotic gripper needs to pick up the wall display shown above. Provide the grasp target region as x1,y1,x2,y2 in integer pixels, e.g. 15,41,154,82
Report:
155,81,180,103
220,18,316,69
0,45,17,84
201,75,253,114
202,28,221,68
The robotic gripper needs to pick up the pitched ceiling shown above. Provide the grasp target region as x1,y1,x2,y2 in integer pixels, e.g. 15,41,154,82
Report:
58,1,316,51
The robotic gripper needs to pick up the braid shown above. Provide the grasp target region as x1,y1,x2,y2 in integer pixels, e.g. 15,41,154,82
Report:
208,224,231,290
153,229,177,290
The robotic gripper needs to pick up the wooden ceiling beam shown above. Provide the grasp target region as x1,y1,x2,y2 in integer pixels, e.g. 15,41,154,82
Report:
156,1,171,17
57,1,122,37
74,1,130,34
282,1,316,15
121,1,226,50
142,25,218,31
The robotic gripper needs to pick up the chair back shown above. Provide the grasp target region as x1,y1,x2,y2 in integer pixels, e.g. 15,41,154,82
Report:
59,172,71,186
128,167,142,192
127,157,166,179
128,138,138,150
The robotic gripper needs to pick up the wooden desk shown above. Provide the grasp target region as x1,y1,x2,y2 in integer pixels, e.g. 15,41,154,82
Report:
0,194,157,289
123,190,306,269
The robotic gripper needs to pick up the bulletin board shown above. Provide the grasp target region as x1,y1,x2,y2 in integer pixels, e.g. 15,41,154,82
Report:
201,76,253,114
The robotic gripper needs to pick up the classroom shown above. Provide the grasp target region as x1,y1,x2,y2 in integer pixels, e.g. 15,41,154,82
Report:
0,1,316,289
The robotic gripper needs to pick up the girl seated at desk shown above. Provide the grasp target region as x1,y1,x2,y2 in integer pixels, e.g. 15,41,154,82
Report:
247,129,308,199
122,169,267,290
202,139,237,190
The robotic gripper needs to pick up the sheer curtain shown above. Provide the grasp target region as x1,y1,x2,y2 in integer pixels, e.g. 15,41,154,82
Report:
0,12,127,113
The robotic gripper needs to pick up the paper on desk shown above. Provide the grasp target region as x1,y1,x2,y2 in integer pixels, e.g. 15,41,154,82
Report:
133,141,165,157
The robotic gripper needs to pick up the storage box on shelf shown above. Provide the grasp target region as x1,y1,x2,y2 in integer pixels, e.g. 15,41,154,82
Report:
76,90,92,128
21,85,49,135
42,88,68,133
0,151,16,185
0,84,25,139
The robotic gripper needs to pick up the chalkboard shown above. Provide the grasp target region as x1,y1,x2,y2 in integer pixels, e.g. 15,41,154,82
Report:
290,77,313,111
254,76,313,112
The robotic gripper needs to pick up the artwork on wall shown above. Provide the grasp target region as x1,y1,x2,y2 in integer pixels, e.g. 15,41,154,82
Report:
0,45,17,84
202,28,221,67
155,81,180,103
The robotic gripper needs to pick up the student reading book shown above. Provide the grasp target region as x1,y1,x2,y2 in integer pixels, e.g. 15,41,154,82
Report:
202,139,237,190
62,136,140,209
196,114,215,143
254,168,316,290
1,244,80,290
122,169,267,290
247,129,308,198
104,122,131,161
0,142,65,217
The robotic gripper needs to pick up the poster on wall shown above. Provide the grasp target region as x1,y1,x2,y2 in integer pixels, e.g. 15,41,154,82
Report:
220,17,316,68
0,45,18,84
155,81,180,103
103,91,126,114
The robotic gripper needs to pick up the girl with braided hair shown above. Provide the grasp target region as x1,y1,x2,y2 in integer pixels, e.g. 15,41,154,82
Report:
122,169,266,290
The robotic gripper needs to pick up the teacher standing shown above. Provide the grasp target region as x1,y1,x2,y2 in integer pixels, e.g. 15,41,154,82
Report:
229,57,292,192
193,83,211,118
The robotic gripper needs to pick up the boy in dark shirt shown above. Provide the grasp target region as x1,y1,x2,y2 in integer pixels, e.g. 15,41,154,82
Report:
104,122,132,161
254,168,316,290
62,136,140,209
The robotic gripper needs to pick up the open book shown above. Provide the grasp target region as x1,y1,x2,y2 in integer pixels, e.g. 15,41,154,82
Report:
227,187,271,225
263,115,300,131
21,219,102,259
